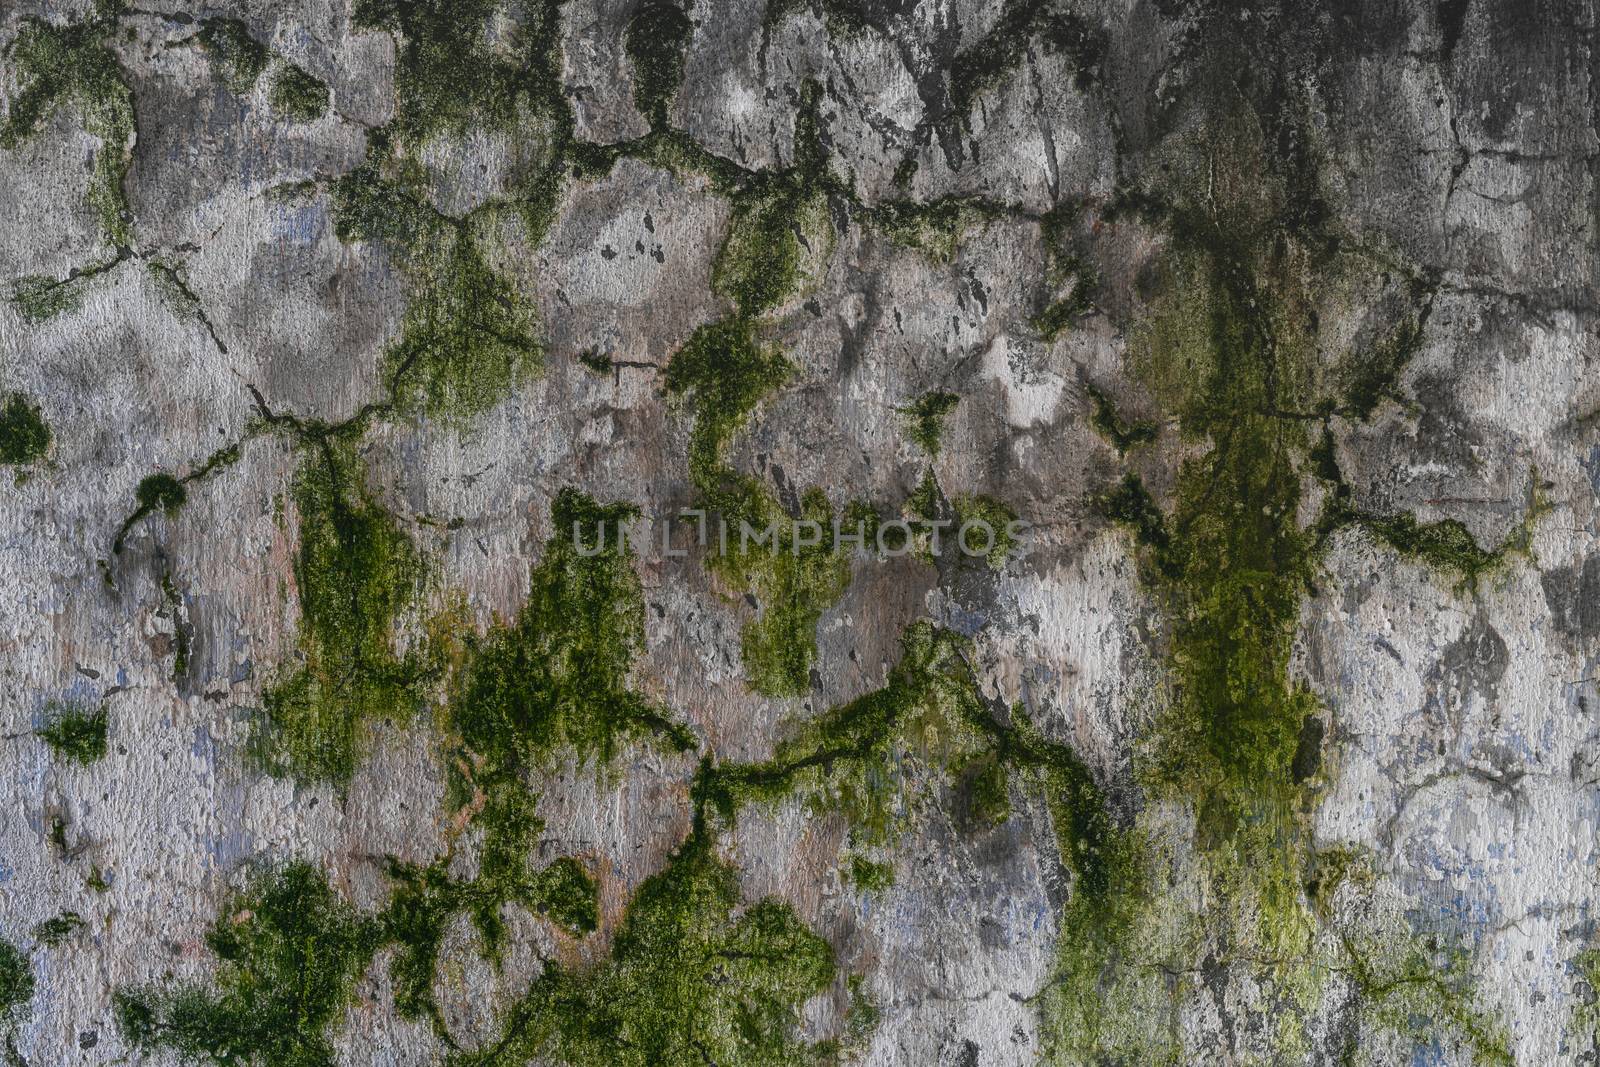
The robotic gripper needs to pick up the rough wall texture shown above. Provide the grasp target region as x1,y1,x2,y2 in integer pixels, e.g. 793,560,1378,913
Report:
1,0,1597,1064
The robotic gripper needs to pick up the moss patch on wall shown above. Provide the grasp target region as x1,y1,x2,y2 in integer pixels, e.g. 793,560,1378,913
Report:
333,168,545,422
0,15,135,245
899,391,959,455
255,446,424,783
461,837,837,1067
37,702,108,764
447,488,695,806
116,863,375,1067
194,18,269,92
0,394,51,466
270,65,329,122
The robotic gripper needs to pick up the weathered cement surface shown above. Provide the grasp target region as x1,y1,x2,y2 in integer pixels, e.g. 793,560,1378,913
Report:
0,0,1597,1064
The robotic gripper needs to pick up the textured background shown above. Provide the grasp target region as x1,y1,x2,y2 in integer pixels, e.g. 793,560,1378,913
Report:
1,0,1598,1064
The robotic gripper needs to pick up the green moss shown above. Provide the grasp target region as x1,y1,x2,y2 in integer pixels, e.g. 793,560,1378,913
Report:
713,189,831,318
116,862,375,1067
1338,304,1427,419
733,489,852,697
1046,87,1529,1061
664,317,794,519
37,702,108,764
115,442,244,553
700,622,994,841
163,573,193,680
625,1,693,129
194,17,268,92
1086,384,1157,455
948,0,1101,114
0,16,135,245
1572,949,1600,1056
137,473,187,513
460,837,836,1067
449,488,694,799
1097,473,1172,567
31,911,85,948
333,169,544,421
906,467,940,522
0,394,50,465
0,940,32,1027
353,0,566,145
11,273,85,321
255,447,423,784
576,348,613,374
865,196,1006,262
899,391,959,455
378,842,598,1034
664,321,858,695
952,495,1017,569
1343,487,1546,591
845,855,894,891
1033,269,1096,341
1344,939,1513,1066
270,65,329,122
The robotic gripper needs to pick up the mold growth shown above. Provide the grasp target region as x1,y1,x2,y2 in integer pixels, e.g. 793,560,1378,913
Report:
0,15,136,245
0,394,51,466
115,862,375,1066
624,1,693,130
255,445,424,784
37,702,108,764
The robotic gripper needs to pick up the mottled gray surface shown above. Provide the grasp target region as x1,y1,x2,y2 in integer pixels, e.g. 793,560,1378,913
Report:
2,0,1599,1064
